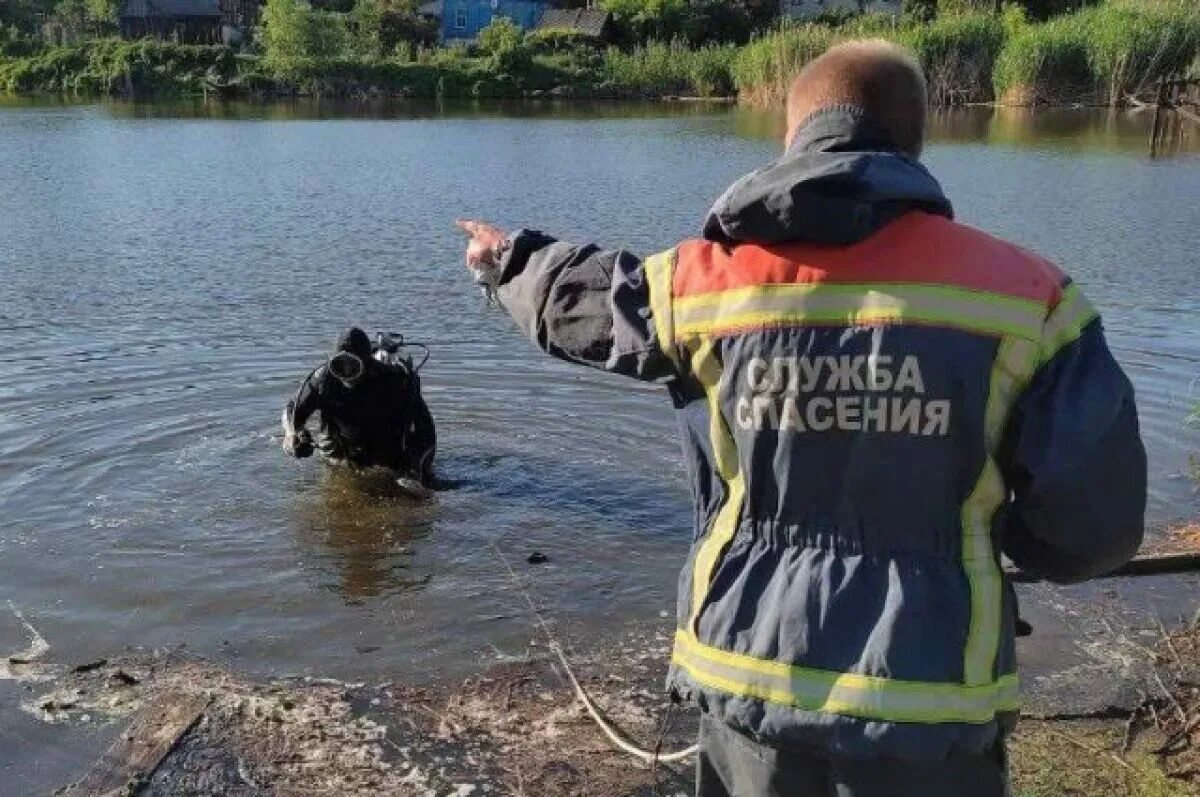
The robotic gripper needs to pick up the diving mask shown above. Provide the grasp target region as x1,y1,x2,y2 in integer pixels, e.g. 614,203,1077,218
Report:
328,351,365,386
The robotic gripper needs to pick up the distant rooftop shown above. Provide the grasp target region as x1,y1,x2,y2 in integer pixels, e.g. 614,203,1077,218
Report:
536,7,611,37
120,0,221,18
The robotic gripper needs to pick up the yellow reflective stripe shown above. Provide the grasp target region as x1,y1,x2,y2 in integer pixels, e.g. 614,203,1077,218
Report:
962,337,1039,686
673,630,1020,724
644,249,678,368
1040,284,1098,366
687,338,745,626
673,284,1046,342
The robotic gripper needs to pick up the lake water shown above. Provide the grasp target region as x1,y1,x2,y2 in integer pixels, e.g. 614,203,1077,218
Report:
0,99,1198,690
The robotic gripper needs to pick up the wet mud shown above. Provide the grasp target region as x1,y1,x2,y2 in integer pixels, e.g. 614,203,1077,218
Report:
5,592,1193,797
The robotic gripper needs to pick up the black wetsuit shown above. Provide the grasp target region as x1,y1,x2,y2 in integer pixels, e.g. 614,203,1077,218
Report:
290,332,436,483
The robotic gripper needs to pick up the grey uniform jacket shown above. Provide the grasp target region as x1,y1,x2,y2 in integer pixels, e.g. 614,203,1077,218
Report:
489,108,1146,761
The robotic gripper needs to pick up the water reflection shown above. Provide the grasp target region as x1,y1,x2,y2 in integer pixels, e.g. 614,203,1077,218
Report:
944,106,1193,154
94,96,740,122
739,104,1200,156
291,466,436,600
5,94,1193,155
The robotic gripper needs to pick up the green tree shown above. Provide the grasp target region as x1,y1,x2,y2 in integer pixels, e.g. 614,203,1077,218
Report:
680,0,763,45
346,0,435,58
477,15,521,54
477,16,529,72
85,0,120,24
350,0,382,55
50,0,90,40
1013,0,1098,21
602,0,688,43
1,0,62,33
262,0,310,67
262,0,349,70
904,0,939,22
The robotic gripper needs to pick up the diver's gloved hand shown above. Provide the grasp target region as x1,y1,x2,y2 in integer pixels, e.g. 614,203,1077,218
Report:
289,429,315,459
281,401,315,458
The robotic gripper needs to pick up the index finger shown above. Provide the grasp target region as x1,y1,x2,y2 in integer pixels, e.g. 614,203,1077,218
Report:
455,219,484,236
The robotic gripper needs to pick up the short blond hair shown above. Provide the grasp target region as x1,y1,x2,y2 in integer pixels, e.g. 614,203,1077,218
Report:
786,40,928,157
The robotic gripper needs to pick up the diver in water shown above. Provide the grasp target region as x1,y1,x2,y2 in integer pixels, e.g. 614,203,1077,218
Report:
282,327,436,496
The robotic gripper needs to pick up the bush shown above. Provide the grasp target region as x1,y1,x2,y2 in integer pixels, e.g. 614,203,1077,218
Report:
1,25,44,57
477,16,522,56
602,0,688,44
678,0,754,46
0,39,235,94
524,27,600,56
262,0,353,76
477,17,530,73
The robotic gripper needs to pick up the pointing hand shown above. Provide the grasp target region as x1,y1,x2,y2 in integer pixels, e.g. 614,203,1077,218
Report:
455,219,508,269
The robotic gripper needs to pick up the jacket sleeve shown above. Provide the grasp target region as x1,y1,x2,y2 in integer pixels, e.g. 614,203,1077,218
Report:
998,285,1147,584
494,229,680,383
290,367,326,430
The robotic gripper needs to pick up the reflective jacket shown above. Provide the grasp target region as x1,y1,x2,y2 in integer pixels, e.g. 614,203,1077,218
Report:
493,107,1146,760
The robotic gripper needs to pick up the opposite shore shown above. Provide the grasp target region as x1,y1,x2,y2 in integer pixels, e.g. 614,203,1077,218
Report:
2,2,1198,107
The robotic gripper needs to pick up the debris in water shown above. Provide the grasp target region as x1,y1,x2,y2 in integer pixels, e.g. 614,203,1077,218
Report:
526,552,549,565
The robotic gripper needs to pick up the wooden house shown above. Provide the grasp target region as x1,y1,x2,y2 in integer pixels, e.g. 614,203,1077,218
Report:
535,7,613,42
440,0,548,42
780,0,901,20
118,0,223,43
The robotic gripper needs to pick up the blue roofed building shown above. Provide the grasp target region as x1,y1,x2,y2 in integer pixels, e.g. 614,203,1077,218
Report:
441,0,548,42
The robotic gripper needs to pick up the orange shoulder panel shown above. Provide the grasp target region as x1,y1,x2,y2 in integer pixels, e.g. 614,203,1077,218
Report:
673,212,1065,305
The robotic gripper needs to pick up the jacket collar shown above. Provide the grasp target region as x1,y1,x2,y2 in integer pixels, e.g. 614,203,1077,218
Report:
701,105,953,247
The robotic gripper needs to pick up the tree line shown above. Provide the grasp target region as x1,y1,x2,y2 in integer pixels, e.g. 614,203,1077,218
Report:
2,0,1102,50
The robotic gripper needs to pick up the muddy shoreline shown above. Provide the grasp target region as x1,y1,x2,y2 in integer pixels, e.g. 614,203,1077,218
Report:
1,580,1195,796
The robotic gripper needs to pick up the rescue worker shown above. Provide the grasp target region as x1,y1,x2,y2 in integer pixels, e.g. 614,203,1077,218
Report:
457,40,1146,796
283,327,437,493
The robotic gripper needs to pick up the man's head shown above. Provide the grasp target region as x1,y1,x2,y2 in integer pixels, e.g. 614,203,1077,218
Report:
330,327,372,387
785,40,928,157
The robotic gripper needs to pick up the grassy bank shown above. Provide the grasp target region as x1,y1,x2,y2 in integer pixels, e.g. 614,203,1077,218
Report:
734,2,1200,107
994,3,1200,105
0,37,738,99
2,2,1198,103
0,38,236,95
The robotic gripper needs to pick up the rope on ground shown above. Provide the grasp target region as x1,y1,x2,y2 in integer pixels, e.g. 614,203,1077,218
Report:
487,540,698,766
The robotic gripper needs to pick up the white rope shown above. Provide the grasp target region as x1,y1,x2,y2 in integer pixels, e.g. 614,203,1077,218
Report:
546,639,698,765
487,541,697,766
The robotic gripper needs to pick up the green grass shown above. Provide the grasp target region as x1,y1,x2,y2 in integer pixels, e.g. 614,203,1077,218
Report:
0,39,234,94
1011,721,1194,797
993,2,1200,105
732,2,1200,107
899,12,1008,105
4,3,1198,103
603,40,736,97
731,24,836,106
732,13,1006,106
